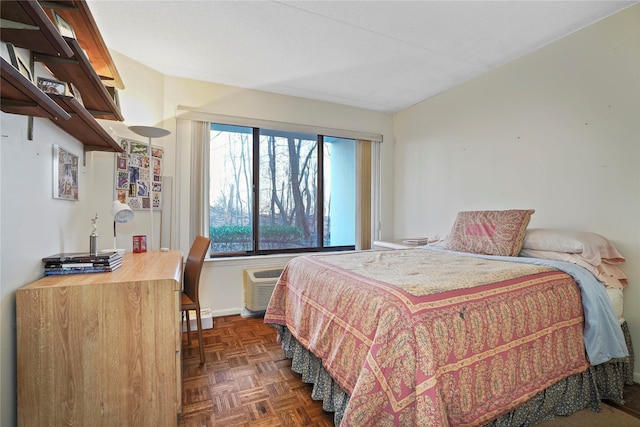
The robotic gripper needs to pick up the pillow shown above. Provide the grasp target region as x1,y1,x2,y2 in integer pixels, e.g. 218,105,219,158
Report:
522,228,625,266
519,248,627,289
444,209,534,256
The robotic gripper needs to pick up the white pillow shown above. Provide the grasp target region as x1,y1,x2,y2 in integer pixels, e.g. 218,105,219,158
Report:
522,229,624,266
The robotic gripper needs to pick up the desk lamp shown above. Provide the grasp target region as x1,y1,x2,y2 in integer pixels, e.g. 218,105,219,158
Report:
128,125,171,251
109,200,134,254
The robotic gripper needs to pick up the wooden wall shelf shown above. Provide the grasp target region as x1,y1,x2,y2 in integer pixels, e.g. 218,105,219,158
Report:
1,57,71,120
34,37,124,121
1,0,125,152
0,0,73,58
48,94,124,152
42,0,124,89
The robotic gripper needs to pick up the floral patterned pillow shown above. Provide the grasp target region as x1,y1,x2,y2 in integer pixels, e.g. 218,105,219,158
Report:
444,209,535,256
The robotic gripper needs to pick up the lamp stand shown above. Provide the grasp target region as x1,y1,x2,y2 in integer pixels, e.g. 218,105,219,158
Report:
128,125,171,251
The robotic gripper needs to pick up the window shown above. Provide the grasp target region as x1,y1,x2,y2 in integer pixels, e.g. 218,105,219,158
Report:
209,123,356,256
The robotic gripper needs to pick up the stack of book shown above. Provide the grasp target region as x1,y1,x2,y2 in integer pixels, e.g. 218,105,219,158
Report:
402,237,431,245
42,251,123,276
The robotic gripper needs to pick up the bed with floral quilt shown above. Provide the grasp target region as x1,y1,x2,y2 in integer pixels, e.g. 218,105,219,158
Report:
264,210,633,426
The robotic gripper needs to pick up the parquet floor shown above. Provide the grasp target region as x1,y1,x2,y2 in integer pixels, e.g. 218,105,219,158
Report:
178,314,334,427
179,314,640,427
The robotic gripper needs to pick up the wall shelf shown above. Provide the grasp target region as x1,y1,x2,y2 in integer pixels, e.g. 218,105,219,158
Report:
34,37,124,121
0,0,73,58
42,0,124,89
48,94,123,152
1,56,71,120
1,0,125,152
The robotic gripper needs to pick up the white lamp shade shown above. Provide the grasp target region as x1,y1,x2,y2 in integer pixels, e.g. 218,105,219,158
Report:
112,200,134,223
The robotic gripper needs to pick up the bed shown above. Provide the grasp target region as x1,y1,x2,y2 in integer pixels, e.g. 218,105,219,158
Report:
264,210,634,426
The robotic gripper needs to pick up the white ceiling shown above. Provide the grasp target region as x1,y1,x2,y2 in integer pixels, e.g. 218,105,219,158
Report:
88,1,636,114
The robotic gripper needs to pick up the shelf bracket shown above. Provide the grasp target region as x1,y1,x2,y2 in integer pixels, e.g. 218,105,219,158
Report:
0,19,39,31
38,1,79,11
32,52,79,66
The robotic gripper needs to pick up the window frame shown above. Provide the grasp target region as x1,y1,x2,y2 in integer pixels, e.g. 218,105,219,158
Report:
210,125,356,257
178,111,382,258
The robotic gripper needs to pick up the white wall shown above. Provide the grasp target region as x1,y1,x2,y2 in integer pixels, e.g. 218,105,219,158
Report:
393,5,640,377
0,115,93,424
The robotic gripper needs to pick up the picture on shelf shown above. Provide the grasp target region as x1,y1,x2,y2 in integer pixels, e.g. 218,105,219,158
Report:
5,42,18,68
37,77,67,96
69,82,83,105
53,145,79,201
53,11,75,38
14,49,32,82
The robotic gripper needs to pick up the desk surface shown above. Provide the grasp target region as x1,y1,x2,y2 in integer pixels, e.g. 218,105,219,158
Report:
22,250,183,290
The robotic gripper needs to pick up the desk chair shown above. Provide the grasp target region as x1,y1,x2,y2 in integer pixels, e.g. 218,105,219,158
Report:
182,235,211,364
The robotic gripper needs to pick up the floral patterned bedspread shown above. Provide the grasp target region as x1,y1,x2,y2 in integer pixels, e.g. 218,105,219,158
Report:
264,249,590,426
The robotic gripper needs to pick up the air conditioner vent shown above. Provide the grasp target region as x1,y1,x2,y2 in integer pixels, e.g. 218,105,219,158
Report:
243,266,284,312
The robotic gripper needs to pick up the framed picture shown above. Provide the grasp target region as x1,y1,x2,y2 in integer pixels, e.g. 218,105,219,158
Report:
37,77,67,96
53,145,79,201
14,49,32,82
69,82,83,105
53,11,75,38
5,42,18,68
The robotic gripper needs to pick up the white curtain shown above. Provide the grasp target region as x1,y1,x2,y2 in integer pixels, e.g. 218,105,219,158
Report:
189,121,210,244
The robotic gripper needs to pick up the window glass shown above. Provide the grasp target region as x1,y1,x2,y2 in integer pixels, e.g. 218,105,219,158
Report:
324,137,355,247
209,124,253,253
208,124,355,256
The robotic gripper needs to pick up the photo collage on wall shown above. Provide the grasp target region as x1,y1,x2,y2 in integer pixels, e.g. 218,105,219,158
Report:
115,138,163,210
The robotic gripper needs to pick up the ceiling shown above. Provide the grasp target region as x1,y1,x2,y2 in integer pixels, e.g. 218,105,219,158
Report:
87,1,636,114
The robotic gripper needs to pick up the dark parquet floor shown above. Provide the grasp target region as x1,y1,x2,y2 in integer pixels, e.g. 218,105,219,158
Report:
179,314,334,426
179,314,640,427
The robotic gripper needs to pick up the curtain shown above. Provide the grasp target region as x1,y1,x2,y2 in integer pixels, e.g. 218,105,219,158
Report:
356,139,372,250
190,121,210,244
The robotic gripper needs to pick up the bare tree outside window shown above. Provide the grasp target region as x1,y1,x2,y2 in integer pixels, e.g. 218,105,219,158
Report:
209,123,355,256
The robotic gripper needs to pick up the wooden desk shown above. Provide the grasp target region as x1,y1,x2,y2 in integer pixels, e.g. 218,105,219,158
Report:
16,251,183,427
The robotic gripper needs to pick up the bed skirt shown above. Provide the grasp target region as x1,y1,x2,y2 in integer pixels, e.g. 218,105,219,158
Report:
272,321,634,427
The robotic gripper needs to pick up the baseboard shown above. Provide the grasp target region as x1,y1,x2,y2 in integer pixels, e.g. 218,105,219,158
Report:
210,307,242,318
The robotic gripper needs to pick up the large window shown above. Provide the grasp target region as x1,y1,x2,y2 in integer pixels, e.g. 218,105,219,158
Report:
209,123,356,256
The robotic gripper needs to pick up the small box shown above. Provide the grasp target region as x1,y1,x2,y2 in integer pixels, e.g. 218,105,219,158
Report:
182,308,213,332
133,235,147,253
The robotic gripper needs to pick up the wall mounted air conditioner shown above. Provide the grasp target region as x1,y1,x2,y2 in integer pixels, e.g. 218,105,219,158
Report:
243,266,284,312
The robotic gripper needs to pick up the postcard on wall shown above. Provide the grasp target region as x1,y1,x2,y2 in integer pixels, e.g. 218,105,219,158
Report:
53,145,79,201
115,137,163,210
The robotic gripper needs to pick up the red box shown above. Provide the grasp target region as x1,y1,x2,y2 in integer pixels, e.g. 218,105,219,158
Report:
133,235,147,253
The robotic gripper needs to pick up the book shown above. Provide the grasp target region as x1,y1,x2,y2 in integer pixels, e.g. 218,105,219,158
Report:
42,251,120,263
44,258,122,270
44,262,122,276
44,259,120,268
402,237,430,245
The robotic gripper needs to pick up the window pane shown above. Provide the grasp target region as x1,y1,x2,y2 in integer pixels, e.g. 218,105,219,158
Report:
209,124,253,253
324,137,356,247
258,129,318,250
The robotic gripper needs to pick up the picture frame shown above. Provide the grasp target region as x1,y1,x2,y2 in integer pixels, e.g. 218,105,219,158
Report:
14,49,32,82
53,145,79,201
69,82,83,105
53,11,75,39
37,77,67,96
5,42,18,68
